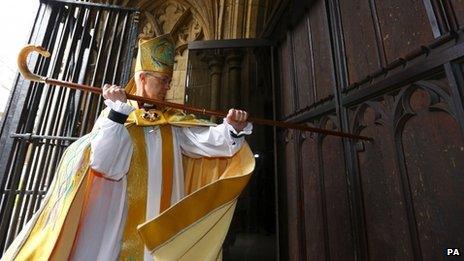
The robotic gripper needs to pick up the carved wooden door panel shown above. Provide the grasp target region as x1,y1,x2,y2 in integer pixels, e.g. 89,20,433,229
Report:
273,0,464,260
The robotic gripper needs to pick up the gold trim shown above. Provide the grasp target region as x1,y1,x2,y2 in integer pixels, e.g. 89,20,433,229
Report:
137,143,255,251
176,200,236,259
50,166,96,260
11,137,93,260
120,126,149,260
159,125,174,212
124,77,137,96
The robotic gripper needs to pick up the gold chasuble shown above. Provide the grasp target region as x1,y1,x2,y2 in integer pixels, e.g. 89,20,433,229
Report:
1,103,255,261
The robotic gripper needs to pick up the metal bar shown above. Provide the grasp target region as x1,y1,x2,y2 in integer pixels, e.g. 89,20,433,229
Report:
0,139,18,223
31,7,77,220
30,142,54,214
59,6,83,135
22,5,65,136
121,11,140,85
0,4,60,252
81,9,111,133
112,11,129,84
36,6,68,136
7,6,65,241
19,6,68,232
40,0,138,11
26,4,60,132
23,4,64,119
0,133,34,249
10,133,79,141
0,2,43,133
79,9,103,136
1,2,140,255
34,6,83,214
38,5,74,136
23,142,44,223
76,49,91,134
102,11,121,84
0,2,61,244
0,142,20,214
95,11,121,114
68,8,92,135
53,6,85,138
2,189,46,196
6,141,38,244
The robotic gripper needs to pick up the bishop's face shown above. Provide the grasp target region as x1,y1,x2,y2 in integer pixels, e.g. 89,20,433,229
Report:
137,71,172,101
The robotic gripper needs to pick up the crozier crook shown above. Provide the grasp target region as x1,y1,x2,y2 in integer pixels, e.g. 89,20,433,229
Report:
18,45,50,83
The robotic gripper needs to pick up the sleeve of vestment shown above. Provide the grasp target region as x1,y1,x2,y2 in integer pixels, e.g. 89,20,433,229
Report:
177,118,253,158
89,99,135,180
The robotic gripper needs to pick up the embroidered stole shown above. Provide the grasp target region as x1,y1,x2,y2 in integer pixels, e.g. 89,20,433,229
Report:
119,124,174,260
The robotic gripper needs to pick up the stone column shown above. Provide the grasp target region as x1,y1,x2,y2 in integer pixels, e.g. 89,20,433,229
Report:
226,51,243,109
207,54,224,122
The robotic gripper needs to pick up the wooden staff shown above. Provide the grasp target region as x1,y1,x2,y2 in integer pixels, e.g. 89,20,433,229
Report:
18,45,373,141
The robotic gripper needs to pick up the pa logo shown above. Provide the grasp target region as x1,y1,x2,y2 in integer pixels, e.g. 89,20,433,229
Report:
446,248,460,256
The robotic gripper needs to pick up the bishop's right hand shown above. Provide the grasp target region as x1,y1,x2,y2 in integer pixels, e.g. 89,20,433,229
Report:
102,84,127,103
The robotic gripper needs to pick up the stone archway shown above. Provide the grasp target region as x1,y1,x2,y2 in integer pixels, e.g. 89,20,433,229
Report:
138,1,208,104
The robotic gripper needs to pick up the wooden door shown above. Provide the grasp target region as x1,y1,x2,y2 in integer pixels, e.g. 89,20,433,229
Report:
270,0,464,260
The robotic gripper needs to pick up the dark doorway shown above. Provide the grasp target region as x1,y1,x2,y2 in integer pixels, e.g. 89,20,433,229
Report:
185,39,279,260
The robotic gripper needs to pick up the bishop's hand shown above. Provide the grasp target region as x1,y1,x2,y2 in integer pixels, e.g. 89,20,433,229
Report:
226,109,249,133
102,84,127,103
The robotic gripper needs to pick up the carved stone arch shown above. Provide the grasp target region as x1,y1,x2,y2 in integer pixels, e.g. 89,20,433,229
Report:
138,0,210,103
171,0,213,40
139,0,212,40
170,9,203,54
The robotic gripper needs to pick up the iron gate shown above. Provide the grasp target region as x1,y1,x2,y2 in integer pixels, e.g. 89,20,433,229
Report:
0,0,139,254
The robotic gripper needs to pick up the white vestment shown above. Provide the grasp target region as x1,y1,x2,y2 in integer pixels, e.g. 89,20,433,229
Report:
69,100,252,261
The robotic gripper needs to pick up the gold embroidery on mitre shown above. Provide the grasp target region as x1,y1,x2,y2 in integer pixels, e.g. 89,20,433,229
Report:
135,34,175,75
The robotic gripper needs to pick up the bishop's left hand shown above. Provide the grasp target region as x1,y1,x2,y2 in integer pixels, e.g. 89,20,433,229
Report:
226,109,249,133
